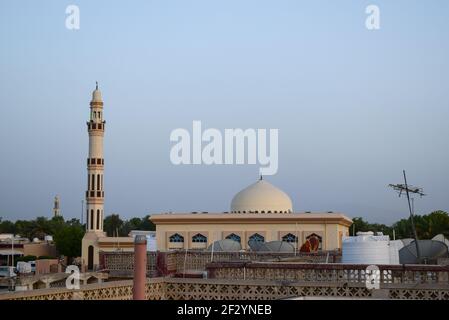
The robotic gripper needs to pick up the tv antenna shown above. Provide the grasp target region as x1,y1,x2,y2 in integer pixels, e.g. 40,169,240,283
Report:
388,170,426,263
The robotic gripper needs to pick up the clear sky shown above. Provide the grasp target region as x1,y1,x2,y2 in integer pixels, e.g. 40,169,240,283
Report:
1,1,448,224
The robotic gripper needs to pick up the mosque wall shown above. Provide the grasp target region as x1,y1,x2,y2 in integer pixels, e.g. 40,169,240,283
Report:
155,221,348,251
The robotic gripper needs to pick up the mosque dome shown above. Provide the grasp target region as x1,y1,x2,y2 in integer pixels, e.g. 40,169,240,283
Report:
231,178,293,214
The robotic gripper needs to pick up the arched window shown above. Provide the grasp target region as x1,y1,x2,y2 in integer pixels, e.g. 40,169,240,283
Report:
88,245,94,270
97,175,100,190
96,210,100,229
282,233,297,243
90,210,94,229
169,233,184,243
249,233,264,242
306,233,322,242
225,233,241,243
192,233,207,243
306,233,323,249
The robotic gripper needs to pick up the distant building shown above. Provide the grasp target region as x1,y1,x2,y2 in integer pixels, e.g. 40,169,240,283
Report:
53,195,61,217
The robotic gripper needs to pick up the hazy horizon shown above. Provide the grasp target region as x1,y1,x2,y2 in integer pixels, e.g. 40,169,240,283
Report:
1,1,448,225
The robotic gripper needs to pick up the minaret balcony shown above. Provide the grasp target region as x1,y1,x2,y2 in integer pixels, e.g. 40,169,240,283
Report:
87,121,105,131
87,158,104,166
90,101,103,107
85,191,104,199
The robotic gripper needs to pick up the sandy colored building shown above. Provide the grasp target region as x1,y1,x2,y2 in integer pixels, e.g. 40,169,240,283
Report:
80,86,352,270
151,178,352,251
81,85,135,271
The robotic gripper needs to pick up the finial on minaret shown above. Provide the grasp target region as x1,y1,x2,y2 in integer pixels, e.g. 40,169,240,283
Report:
96,81,98,90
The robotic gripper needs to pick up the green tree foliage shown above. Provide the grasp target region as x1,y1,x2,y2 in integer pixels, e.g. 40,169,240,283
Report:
103,214,124,237
349,210,449,240
0,218,15,234
53,223,84,261
392,210,449,239
103,214,155,236
139,215,156,231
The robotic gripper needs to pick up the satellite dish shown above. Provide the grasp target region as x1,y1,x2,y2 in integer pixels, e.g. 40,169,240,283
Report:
265,241,295,253
432,234,449,248
400,238,415,247
248,240,269,252
207,239,241,252
248,240,294,252
399,240,448,264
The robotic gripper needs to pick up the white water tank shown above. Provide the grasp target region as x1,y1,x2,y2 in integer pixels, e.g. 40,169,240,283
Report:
388,240,403,265
342,231,391,264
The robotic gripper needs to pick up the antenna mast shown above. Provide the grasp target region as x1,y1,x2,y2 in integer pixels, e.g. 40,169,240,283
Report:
388,170,425,263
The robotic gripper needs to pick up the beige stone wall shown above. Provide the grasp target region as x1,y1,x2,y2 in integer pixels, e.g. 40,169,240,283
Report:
156,222,347,251
23,243,58,258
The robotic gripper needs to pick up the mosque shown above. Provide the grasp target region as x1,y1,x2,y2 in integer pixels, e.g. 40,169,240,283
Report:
81,86,352,270
151,177,352,251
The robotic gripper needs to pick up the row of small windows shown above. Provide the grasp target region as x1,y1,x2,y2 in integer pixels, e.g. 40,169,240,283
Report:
192,234,207,243
169,233,265,244
87,158,104,165
87,122,104,130
225,233,241,243
86,191,104,198
248,233,264,242
87,209,103,230
232,210,291,214
88,173,103,191
170,233,209,243
168,233,322,244
91,111,102,120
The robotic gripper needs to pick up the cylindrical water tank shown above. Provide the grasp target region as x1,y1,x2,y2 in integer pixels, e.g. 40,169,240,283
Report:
44,235,53,242
342,232,391,264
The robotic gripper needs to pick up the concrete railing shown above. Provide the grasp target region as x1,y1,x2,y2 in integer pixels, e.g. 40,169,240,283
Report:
206,261,449,285
1,277,449,300
100,250,339,277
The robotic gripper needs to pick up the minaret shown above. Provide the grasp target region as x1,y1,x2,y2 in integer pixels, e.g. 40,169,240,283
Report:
85,82,105,233
53,195,60,217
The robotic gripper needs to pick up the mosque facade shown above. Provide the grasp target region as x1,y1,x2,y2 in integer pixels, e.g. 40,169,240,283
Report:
151,178,352,251
80,86,351,270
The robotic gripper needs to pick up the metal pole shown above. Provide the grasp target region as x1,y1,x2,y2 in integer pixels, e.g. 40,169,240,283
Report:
11,236,14,268
403,170,421,262
133,235,147,300
81,200,84,225
295,223,298,256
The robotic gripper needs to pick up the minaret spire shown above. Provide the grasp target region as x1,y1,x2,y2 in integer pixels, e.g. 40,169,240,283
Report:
85,84,105,232
53,195,61,217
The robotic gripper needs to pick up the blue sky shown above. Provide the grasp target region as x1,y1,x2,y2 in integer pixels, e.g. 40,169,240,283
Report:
0,0,448,224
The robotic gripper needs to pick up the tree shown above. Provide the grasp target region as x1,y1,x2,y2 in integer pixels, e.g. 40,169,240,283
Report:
14,220,34,239
122,217,143,235
140,215,156,231
103,214,124,237
0,218,15,234
53,224,84,262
